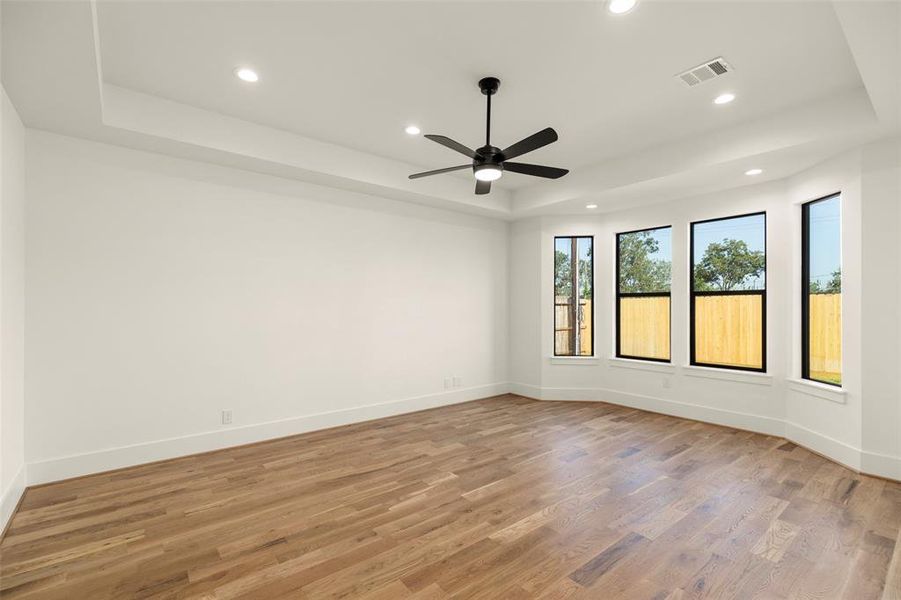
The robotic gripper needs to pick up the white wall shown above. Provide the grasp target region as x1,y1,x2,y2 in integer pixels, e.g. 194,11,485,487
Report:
11,125,901,489
508,139,901,479
508,218,542,391
859,139,901,477
781,151,864,468
24,131,509,483
1,86,27,530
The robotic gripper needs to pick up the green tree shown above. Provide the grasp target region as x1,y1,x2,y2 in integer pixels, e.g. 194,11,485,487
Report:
555,246,593,299
810,268,841,294
618,231,670,292
826,268,841,293
555,250,572,297
579,246,593,300
694,239,765,291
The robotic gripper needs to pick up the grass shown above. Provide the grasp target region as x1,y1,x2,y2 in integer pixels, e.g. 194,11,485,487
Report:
810,371,841,386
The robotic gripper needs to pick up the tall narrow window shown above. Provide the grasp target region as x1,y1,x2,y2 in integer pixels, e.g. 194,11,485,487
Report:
690,212,766,371
803,194,841,386
617,226,672,362
554,236,594,356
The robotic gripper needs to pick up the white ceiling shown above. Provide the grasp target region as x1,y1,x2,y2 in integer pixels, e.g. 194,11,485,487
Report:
3,0,899,218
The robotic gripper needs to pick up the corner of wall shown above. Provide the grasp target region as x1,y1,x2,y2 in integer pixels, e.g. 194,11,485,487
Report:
0,464,26,535
1,85,28,533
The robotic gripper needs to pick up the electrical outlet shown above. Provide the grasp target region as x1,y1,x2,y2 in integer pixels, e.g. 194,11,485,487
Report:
662,377,671,389
444,377,452,390
453,376,463,388
221,409,233,425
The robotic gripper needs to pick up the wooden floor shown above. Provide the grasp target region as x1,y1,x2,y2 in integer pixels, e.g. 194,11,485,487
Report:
2,395,901,599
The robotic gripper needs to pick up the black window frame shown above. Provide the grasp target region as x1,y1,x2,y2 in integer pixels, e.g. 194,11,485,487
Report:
801,193,842,387
553,235,595,357
689,211,767,373
615,225,672,363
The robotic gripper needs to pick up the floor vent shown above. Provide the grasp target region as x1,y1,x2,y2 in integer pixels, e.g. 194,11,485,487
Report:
677,57,732,87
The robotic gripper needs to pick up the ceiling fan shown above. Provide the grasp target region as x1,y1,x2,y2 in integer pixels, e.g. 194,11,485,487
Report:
409,77,569,195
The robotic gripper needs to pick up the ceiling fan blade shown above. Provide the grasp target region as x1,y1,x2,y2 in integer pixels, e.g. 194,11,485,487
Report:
500,127,558,160
409,165,471,180
424,134,477,159
475,179,491,195
502,162,569,179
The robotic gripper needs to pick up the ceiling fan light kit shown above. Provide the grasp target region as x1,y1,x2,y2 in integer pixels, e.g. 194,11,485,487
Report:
474,164,503,182
409,77,569,195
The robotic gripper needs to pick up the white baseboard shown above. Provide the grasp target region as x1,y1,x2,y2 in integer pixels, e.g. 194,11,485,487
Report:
538,385,786,437
509,382,901,481
1,464,26,534
26,383,508,486
783,420,863,472
861,449,901,481
20,381,901,491
508,382,543,400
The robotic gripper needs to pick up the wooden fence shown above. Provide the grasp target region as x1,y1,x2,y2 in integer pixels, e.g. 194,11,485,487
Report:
554,298,592,356
808,293,841,383
693,293,841,378
619,297,670,360
556,294,841,381
694,295,764,369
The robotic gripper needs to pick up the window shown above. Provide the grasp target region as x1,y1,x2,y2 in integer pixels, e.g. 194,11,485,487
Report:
616,226,672,362
802,194,841,386
690,212,766,371
554,236,593,356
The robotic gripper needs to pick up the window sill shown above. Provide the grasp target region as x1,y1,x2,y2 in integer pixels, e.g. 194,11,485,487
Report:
549,356,600,366
787,378,846,404
608,357,675,374
681,365,773,386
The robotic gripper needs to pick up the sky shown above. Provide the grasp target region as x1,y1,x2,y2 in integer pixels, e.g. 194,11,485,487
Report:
693,213,766,255
636,226,671,262
807,195,841,286
555,236,593,261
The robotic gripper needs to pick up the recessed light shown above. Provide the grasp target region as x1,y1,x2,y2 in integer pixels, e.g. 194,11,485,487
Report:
714,93,735,105
608,0,637,14
405,125,421,135
745,168,763,176
586,204,598,209
235,68,259,83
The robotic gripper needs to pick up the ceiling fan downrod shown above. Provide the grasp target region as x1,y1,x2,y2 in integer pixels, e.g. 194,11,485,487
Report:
479,76,500,147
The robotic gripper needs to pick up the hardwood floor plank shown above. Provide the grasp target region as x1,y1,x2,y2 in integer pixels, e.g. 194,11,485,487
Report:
568,531,650,587
1,394,899,599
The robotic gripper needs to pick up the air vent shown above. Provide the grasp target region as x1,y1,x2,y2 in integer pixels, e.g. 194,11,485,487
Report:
677,57,732,87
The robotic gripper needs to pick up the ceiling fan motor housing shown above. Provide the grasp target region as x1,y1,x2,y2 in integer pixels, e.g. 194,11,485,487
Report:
475,145,503,163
